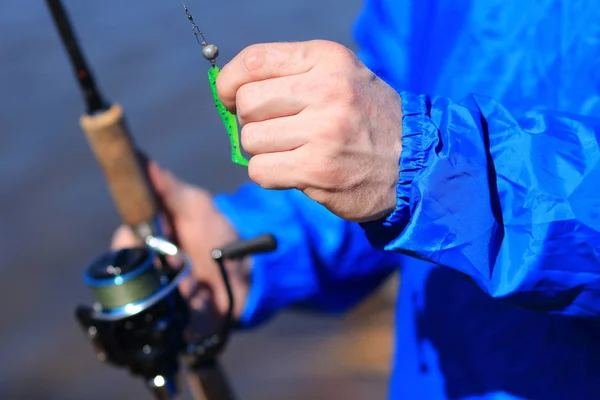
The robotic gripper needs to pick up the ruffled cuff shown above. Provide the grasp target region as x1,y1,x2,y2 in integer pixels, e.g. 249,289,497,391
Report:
360,91,437,249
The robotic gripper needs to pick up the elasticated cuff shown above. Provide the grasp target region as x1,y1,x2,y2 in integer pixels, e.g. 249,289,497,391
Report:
360,92,437,248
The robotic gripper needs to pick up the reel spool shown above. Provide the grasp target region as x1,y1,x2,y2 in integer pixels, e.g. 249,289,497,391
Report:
75,234,277,399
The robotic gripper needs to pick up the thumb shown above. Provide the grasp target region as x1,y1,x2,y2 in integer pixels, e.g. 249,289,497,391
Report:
147,161,190,214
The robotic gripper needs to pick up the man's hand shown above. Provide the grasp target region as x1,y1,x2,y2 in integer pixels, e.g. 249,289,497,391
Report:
217,40,403,223
110,162,250,336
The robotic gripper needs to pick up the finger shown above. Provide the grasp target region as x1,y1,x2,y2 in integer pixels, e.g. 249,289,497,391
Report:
179,269,229,316
110,224,143,250
241,114,308,155
217,41,323,112
147,161,194,215
236,74,310,125
247,150,304,190
179,276,203,300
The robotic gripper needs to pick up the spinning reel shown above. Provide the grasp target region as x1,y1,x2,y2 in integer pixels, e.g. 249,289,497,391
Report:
75,233,277,399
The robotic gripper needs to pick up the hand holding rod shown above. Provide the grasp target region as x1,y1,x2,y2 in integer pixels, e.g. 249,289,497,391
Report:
44,1,235,399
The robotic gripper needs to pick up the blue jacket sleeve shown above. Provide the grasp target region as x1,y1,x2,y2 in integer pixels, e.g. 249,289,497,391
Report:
361,91,600,317
213,185,403,328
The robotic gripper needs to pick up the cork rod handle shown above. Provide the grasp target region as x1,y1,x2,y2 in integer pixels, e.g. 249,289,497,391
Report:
80,104,158,227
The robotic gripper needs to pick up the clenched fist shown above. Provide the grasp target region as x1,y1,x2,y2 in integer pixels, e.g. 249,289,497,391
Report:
217,40,403,223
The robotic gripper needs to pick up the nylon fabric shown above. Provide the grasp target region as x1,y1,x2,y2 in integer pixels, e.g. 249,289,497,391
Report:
214,0,600,398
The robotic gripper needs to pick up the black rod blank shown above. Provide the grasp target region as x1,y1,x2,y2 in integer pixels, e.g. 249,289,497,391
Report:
45,0,108,114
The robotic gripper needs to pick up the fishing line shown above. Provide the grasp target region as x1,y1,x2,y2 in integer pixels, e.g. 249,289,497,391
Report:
180,1,249,167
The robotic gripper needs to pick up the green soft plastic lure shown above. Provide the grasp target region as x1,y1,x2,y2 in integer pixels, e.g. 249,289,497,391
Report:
180,1,249,166
207,65,248,166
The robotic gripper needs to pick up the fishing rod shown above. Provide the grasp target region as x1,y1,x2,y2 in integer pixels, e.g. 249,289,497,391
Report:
44,1,276,399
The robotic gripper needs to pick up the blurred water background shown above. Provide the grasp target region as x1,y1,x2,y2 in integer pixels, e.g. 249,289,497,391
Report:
0,1,397,398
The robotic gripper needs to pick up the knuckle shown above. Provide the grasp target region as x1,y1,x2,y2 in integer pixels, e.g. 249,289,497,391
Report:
241,45,266,72
321,72,356,105
235,84,253,123
306,156,342,189
326,42,356,65
292,41,311,64
273,42,310,71
247,157,270,188
240,123,258,153
320,106,351,141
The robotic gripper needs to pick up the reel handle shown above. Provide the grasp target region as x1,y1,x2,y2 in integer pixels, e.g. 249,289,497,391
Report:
80,104,158,227
216,234,277,260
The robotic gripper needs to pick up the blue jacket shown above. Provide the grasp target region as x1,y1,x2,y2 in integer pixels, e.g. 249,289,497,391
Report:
214,1,600,399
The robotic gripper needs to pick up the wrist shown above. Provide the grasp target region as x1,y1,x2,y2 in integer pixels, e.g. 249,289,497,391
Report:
360,91,431,248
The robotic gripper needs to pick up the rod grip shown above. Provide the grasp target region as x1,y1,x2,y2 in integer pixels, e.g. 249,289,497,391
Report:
80,104,158,226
